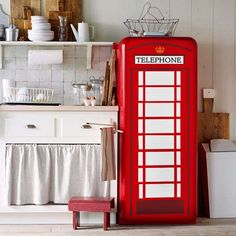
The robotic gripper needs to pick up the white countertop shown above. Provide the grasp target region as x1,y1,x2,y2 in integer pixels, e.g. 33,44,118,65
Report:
0,105,119,112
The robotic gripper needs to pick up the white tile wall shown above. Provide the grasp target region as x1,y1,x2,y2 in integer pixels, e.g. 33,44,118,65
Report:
0,45,112,105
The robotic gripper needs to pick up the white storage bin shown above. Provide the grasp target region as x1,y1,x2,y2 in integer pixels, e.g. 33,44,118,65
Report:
202,143,236,218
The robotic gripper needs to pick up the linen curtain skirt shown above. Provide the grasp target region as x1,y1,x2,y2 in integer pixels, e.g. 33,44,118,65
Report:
5,144,110,205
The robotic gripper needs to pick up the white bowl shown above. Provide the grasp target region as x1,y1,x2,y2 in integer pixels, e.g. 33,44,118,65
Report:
31,19,48,24
28,30,54,35
31,23,51,30
32,25,51,30
31,16,47,20
28,34,54,42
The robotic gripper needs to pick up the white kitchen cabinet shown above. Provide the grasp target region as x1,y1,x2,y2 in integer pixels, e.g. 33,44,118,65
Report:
0,105,118,224
4,117,56,137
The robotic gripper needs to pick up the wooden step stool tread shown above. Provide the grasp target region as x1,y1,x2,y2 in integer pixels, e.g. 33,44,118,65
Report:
68,197,115,231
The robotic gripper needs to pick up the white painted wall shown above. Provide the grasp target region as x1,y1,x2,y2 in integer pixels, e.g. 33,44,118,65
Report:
1,0,236,139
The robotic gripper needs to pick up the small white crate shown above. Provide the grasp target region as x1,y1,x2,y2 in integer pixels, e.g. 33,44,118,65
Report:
4,87,54,104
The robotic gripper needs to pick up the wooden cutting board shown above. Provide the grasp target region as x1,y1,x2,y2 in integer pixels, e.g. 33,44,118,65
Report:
64,0,83,24
198,112,229,145
198,98,229,145
10,0,41,19
45,0,82,25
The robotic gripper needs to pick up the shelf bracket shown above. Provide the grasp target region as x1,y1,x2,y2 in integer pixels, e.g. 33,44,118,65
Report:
0,45,2,69
86,44,93,70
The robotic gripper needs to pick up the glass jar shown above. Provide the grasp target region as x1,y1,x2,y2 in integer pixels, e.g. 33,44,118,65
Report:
72,82,92,105
90,78,104,106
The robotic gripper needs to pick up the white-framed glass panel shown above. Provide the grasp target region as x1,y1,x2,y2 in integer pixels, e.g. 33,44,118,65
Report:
176,71,181,86
177,183,181,197
146,103,174,117
176,119,181,133
146,152,174,165
146,184,174,198
139,136,143,149
176,151,181,165
177,88,181,101
146,168,174,182
138,168,143,182
145,71,175,85
138,119,143,133
176,103,181,117
139,87,143,101
138,71,144,86
138,152,143,166
177,167,181,182
176,135,181,149
138,103,143,117
139,184,143,199
145,135,174,149
146,119,174,134
145,88,174,101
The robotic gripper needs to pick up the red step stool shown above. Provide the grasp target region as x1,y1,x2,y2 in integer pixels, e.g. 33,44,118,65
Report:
68,197,115,230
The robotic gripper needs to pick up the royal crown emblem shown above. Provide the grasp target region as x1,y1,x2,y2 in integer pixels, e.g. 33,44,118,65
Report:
155,46,165,54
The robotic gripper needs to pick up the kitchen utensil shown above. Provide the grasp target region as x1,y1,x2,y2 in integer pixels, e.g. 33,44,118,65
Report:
107,49,116,106
23,6,32,40
70,22,95,42
90,77,104,106
10,0,41,19
198,98,229,146
12,18,25,40
101,61,110,106
0,4,10,27
72,82,92,106
11,1,41,41
5,24,19,41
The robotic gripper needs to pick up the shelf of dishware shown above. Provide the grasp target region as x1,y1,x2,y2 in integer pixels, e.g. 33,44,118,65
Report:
0,41,113,46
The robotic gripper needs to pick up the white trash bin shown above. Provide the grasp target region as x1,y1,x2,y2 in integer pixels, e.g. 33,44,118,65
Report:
202,143,236,218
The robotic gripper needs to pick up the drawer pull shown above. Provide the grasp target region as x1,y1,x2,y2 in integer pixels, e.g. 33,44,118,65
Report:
81,124,92,129
26,124,37,129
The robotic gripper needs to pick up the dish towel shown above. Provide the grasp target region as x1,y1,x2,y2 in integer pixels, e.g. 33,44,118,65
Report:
101,127,116,181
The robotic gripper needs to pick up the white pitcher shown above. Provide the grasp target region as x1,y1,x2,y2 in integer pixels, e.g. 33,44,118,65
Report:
70,22,95,42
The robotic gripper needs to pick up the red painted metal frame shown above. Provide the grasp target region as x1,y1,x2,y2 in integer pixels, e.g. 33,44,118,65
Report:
116,37,197,224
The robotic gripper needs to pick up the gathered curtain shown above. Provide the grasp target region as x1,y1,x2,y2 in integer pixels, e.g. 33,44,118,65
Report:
5,144,110,205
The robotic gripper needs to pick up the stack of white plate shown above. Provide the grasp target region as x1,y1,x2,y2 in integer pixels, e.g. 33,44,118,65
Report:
28,16,54,42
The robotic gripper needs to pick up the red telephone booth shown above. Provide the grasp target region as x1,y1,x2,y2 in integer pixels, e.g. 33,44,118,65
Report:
116,37,197,224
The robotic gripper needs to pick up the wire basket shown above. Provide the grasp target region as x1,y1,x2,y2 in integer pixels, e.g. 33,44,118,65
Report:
4,87,54,104
124,2,179,37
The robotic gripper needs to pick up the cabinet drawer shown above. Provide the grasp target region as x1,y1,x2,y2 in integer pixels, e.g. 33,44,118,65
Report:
60,113,116,139
5,117,55,137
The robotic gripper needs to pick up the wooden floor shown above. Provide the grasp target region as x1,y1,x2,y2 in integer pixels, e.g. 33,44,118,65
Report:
0,218,236,236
